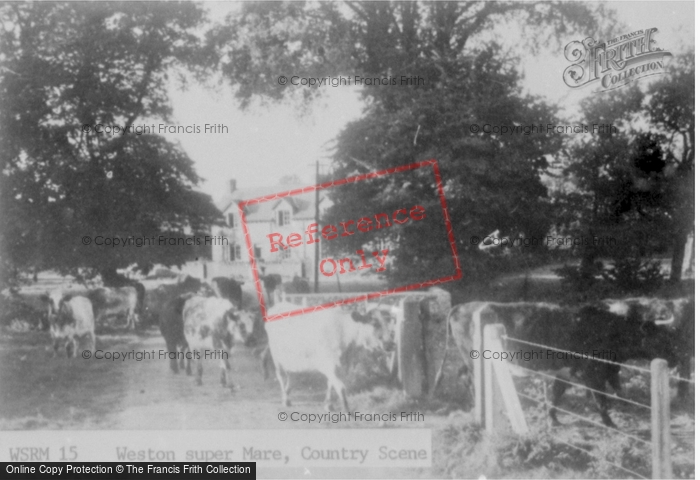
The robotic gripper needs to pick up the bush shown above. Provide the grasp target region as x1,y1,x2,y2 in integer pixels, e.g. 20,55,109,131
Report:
555,256,664,297
601,256,664,293
0,295,45,329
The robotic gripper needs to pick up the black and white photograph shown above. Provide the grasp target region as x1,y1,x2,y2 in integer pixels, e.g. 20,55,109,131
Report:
0,1,694,478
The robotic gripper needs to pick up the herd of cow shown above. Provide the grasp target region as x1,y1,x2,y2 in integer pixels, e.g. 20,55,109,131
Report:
37,275,693,429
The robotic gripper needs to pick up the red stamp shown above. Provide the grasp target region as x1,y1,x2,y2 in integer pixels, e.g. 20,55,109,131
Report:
239,159,461,322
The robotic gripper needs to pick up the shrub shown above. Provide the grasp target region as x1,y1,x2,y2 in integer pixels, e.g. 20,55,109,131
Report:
0,295,45,329
601,256,664,293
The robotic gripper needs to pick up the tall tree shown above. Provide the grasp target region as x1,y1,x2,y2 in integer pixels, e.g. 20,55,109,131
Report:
646,51,694,282
210,1,606,286
553,50,694,286
0,2,222,286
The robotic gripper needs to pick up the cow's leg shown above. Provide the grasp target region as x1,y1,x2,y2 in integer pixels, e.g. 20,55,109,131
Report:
324,380,334,411
52,337,61,357
606,364,622,396
274,362,291,407
217,339,234,390
126,310,135,330
219,358,229,387
95,312,105,329
195,351,203,386
591,391,614,428
260,345,273,380
549,378,569,426
579,364,616,427
177,343,184,369
165,338,179,374
587,377,615,428
87,331,96,353
327,375,349,412
183,340,192,376
324,365,349,412
65,338,76,358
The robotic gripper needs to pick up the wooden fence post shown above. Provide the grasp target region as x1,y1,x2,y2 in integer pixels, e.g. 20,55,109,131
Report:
397,299,425,398
651,358,672,479
473,305,485,426
483,324,528,435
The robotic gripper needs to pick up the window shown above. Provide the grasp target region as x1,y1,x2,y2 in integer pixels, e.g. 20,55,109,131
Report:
254,245,262,259
278,210,290,226
227,213,236,227
229,244,242,261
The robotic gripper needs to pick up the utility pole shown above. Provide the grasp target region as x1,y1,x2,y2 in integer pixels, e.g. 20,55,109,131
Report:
314,160,320,293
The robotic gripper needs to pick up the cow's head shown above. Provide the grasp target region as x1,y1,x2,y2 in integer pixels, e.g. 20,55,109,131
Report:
40,293,75,342
607,304,680,367
241,311,264,347
225,308,255,344
352,307,396,352
40,291,65,322
638,320,680,368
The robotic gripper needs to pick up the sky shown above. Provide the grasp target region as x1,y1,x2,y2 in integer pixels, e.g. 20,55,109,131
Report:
163,1,695,204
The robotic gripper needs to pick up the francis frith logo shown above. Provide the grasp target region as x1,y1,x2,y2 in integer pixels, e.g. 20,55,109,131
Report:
563,28,673,92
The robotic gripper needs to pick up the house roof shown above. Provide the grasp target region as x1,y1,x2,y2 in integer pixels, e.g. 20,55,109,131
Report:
217,185,328,222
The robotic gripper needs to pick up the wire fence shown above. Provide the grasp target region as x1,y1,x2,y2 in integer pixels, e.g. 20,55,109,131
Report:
491,332,692,479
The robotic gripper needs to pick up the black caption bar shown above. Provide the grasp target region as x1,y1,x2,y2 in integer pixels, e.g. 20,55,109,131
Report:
3,462,256,479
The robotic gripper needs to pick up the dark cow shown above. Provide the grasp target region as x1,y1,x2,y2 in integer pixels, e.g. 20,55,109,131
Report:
211,277,244,308
182,296,255,389
245,310,275,380
448,302,678,427
289,275,311,294
41,293,95,357
159,294,193,375
603,297,694,399
86,286,140,329
144,275,214,328
130,281,146,324
260,273,282,305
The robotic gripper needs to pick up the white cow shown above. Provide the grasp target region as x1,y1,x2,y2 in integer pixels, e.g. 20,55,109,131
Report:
265,302,388,411
182,296,254,389
44,295,96,358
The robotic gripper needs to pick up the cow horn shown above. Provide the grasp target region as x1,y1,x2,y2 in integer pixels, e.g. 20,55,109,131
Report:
654,314,674,326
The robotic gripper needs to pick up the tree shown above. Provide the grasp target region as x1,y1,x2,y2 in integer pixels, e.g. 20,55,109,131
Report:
0,2,222,286
553,86,646,278
646,51,694,282
553,49,694,288
210,1,606,286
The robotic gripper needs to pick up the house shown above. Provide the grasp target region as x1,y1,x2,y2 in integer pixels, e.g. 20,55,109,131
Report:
210,179,330,279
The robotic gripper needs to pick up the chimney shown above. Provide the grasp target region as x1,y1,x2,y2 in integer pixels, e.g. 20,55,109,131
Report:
229,179,237,193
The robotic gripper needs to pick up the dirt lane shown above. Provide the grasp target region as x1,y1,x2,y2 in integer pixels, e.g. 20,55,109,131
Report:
1,327,435,478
